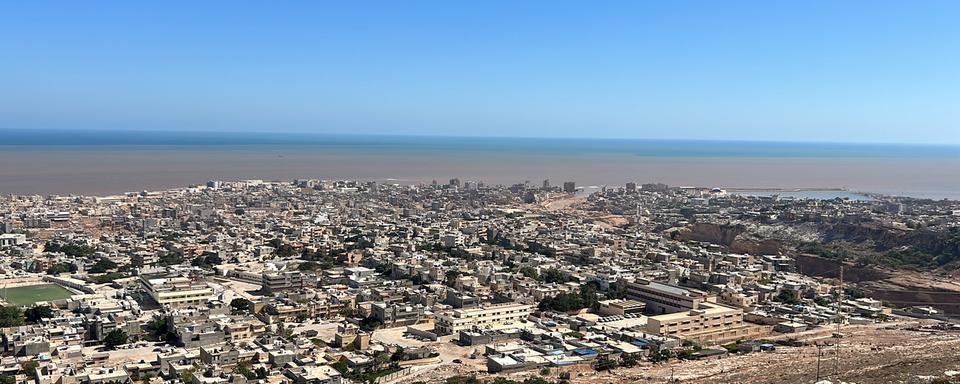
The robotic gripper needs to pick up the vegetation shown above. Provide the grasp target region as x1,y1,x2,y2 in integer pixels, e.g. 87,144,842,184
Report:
541,268,576,284
158,252,184,266
103,329,128,350
1,285,74,306
297,261,321,271
331,357,402,383
44,242,95,258
24,305,53,323
87,258,118,274
594,357,618,371
20,360,39,374
359,316,383,331
230,298,252,314
45,262,77,275
773,290,801,305
538,284,600,312
519,266,539,280
800,226,960,270
90,272,127,284
144,318,171,341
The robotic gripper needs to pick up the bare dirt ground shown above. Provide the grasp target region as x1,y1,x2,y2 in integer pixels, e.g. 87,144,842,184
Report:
413,320,960,384
540,195,587,212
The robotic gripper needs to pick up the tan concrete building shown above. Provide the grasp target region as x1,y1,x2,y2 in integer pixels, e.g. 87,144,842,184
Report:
141,276,213,307
434,303,533,335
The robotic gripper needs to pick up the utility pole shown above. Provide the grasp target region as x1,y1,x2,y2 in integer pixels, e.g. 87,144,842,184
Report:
815,342,823,382
834,265,843,376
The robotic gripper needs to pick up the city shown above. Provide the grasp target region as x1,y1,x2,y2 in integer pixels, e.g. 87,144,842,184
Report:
0,179,958,384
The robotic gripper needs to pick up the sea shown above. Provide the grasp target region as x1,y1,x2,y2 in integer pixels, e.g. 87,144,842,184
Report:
1,129,958,199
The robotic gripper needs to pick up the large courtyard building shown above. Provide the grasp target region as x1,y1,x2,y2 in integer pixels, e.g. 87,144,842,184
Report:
434,303,533,335
626,279,755,343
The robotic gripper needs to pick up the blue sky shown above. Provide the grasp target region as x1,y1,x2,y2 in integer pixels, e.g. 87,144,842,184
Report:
2,1,959,144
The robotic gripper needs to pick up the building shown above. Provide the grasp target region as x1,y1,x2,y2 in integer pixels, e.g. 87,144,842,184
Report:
0,234,26,247
643,302,746,342
262,271,304,293
371,302,425,327
597,299,646,316
625,279,712,314
626,279,752,343
284,364,343,384
562,182,576,193
434,303,533,335
141,276,214,308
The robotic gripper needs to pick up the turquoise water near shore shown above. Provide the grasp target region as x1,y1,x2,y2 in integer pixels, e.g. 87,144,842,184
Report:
1,131,958,199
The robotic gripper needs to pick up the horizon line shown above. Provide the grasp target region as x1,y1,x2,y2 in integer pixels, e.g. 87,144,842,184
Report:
1,128,959,147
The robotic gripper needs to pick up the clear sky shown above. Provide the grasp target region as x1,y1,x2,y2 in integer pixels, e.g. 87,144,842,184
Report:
2,1,959,144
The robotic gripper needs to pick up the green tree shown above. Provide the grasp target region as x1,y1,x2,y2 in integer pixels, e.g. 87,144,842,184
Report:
0,306,25,327
230,298,252,314
0,375,15,384
25,305,53,323
594,357,618,371
88,258,118,273
236,362,257,380
620,353,639,367
20,360,39,374
519,266,540,280
103,329,128,350
91,272,127,284
390,346,406,361
46,263,77,275
158,252,184,266
541,268,575,284
297,261,320,271
144,318,170,341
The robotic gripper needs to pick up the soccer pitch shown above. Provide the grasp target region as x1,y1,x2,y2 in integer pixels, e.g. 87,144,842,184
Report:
1,284,75,306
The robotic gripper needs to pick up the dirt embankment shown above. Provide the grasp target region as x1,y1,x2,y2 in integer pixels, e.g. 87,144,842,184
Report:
797,254,960,315
676,223,782,255
822,222,958,256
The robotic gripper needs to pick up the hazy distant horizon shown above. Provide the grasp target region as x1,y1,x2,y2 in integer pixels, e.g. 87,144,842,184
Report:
2,130,958,199
4,128,960,149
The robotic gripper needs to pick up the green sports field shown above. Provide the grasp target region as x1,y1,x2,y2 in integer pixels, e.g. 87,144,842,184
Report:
1,284,75,306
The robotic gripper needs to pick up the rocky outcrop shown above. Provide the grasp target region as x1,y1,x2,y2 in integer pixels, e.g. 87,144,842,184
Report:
822,223,959,256
677,223,745,246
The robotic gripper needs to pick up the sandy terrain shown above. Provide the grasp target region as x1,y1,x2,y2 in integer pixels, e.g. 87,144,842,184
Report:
402,320,960,384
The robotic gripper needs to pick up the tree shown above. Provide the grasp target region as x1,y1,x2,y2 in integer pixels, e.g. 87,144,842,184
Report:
0,306,25,327
541,269,575,284
390,346,406,362
46,262,77,275
519,266,540,280
254,367,268,379
144,318,168,341
103,329,128,350
620,353,639,368
91,272,127,284
236,362,257,380
230,298,252,314
359,316,383,332
0,375,14,384
88,258,118,274
20,360,39,374
158,252,184,266
594,357,618,371
25,305,53,323
180,370,194,383
297,261,320,271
